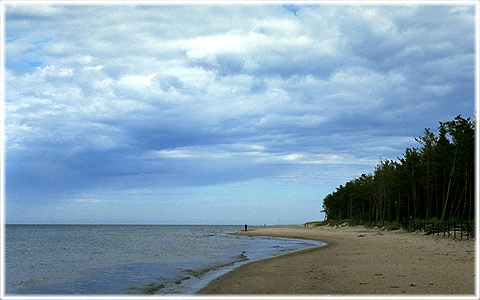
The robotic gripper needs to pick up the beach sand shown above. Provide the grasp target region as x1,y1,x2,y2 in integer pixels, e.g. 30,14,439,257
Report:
197,225,476,295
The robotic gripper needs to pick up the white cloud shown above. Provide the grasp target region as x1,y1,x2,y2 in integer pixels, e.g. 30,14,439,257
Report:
7,4,64,17
361,8,397,35
153,149,195,159
4,4,475,204
117,74,156,90
184,33,244,59
283,153,303,161
423,84,454,96
61,198,104,204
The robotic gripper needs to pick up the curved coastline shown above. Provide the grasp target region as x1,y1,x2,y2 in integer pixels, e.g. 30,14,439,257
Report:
188,232,325,294
196,226,475,295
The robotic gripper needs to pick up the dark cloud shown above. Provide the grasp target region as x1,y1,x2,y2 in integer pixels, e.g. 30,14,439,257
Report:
4,4,475,223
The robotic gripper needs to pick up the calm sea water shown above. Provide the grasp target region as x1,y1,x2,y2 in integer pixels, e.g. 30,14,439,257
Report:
6,225,325,295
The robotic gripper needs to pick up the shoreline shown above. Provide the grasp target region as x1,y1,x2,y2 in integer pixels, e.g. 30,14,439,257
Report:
197,225,475,295
189,232,326,294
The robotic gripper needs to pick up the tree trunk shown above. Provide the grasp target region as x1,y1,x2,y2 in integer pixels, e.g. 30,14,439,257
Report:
441,153,456,222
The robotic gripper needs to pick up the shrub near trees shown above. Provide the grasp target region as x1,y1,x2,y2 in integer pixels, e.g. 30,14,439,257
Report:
322,115,475,224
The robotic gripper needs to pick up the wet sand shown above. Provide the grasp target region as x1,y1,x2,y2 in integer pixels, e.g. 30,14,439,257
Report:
197,225,476,295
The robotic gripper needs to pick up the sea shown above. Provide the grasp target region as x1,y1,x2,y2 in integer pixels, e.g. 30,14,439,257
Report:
5,225,325,295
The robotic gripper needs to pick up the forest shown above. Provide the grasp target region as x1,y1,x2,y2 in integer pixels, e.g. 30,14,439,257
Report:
322,115,475,224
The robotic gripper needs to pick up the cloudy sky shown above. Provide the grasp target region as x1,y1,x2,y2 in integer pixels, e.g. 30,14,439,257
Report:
4,3,475,225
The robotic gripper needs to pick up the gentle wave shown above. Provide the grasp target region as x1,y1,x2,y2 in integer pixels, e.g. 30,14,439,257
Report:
6,225,325,295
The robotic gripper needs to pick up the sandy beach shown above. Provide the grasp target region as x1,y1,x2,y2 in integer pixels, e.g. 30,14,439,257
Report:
197,225,476,295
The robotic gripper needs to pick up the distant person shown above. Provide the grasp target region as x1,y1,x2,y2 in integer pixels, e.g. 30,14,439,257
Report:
244,224,247,231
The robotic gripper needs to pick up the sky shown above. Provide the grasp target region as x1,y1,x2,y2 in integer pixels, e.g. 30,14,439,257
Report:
3,3,476,225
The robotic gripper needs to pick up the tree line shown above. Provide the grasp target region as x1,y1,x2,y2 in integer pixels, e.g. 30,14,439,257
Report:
322,115,475,223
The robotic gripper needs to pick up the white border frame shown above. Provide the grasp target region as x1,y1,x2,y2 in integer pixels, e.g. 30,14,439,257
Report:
0,1,478,300
1,0,5,299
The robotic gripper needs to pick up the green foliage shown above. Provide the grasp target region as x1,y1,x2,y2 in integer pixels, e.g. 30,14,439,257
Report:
319,219,349,227
383,221,402,231
406,223,417,232
322,115,475,224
